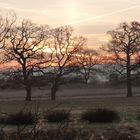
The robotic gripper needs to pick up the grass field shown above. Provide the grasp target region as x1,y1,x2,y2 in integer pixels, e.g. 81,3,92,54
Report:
1,96,140,139
0,96,140,121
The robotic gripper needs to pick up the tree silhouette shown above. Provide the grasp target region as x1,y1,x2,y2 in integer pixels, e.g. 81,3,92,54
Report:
4,19,49,101
46,26,86,100
77,49,100,84
0,13,16,49
105,21,140,97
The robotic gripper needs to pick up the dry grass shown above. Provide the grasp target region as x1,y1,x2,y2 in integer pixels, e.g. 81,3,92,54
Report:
0,96,140,120
0,96,140,139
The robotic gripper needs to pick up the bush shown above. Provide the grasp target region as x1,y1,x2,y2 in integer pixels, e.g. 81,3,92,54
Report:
81,108,120,123
136,113,140,120
0,116,6,124
0,112,35,125
44,110,70,123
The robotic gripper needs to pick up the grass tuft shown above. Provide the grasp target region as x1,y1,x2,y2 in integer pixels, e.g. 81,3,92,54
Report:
44,110,70,123
0,112,35,125
81,108,120,123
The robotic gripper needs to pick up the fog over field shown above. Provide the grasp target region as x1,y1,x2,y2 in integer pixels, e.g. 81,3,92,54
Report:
0,86,140,100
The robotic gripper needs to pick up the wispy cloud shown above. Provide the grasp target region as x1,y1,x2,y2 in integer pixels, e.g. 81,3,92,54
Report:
0,2,14,9
0,1,52,17
68,5,140,25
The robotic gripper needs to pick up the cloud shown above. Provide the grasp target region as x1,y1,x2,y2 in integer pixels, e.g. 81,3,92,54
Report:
68,5,140,26
0,1,14,9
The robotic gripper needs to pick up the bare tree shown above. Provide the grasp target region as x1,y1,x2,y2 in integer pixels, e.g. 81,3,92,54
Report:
0,13,16,49
0,13,16,64
77,49,100,84
47,26,86,100
4,19,49,101
104,21,140,97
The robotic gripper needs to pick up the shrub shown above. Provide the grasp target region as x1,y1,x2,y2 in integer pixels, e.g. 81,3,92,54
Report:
44,110,70,123
2,112,35,125
136,113,140,120
81,108,119,123
0,116,6,124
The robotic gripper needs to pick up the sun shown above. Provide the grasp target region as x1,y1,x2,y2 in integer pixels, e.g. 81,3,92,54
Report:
67,7,77,21
64,1,79,23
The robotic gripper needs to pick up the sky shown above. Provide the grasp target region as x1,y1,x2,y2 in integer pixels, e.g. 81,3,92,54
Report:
0,0,140,50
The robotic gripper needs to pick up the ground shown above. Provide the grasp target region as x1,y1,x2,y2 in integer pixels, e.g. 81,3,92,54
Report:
0,86,140,121
0,86,140,139
0,85,140,100
1,97,140,139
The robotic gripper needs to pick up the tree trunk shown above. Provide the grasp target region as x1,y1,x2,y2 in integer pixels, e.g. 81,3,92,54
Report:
126,69,132,97
51,86,57,101
22,66,32,101
51,81,58,101
25,84,31,101
85,78,89,84
126,48,132,97
84,70,90,84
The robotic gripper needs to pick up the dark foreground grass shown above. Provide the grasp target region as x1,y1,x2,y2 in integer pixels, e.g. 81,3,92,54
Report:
0,112,35,125
44,110,70,123
0,97,140,139
0,96,140,121
0,127,138,140
81,108,120,123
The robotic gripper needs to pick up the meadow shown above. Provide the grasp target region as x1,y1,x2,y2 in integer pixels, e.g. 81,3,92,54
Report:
0,96,140,118
0,87,140,139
